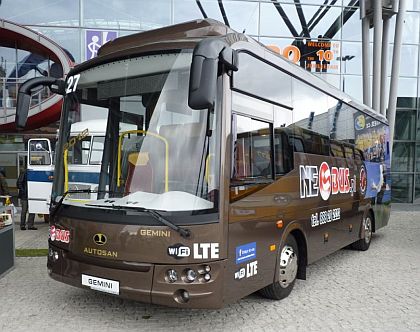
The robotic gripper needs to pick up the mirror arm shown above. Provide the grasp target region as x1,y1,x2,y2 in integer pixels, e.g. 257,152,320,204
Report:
188,37,238,110
15,77,66,130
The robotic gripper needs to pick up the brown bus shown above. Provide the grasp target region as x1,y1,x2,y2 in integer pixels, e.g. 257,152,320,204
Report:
15,19,391,309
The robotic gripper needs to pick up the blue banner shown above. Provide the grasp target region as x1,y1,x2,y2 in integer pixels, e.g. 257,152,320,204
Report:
235,242,257,264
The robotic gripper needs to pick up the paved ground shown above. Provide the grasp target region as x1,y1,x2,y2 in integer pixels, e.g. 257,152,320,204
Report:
1,209,419,332
13,216,49,250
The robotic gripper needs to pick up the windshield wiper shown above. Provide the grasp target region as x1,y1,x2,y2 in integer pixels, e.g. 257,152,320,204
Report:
144,209,191,239
85,203,191,239
50,189,114,219
118,206,191,239
55,193,191,238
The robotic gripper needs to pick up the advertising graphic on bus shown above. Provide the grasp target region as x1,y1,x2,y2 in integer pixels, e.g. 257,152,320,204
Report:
15,19,390,309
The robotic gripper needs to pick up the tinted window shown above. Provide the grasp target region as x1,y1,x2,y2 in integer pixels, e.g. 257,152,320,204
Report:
232,115,273,182
292,78,337,137
355,149,364,163
67,136,91,165
330,141,345,158
274,130,293,175
344,146,354,159
90,136,105,165
233,52,292,108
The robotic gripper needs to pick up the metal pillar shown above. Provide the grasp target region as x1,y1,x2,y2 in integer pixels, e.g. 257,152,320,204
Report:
388,0,407,158
380,16,391,116
361,0,371,107
372,0,383,112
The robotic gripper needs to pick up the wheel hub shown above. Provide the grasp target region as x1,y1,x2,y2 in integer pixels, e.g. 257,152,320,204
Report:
364,217,372,244
279,245,298,288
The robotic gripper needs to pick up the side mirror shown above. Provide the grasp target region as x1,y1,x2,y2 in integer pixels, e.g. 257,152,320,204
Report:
16,77,66,130
189,38,238,110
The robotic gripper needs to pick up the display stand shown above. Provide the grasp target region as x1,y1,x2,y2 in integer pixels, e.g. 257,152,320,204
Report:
0,197,15,277
0,224,15,277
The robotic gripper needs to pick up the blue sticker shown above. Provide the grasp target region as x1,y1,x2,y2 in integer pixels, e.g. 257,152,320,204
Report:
235,242,257,264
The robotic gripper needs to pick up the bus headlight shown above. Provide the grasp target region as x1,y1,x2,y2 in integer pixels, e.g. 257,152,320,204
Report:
166,269,178,283
185,269,197,282
49,248,59,262
203,273,211,282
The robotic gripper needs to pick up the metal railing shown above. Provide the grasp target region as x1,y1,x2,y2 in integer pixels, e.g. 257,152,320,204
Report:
0,77,53,126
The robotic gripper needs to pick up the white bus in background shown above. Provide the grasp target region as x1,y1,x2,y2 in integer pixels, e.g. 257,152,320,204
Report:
27,119,106,217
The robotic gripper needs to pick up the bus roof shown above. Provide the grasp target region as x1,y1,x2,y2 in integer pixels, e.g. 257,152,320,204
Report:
70,19,386,125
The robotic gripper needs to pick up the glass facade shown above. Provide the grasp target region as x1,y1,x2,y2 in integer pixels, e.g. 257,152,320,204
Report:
392,98,420,203
1,0,420,202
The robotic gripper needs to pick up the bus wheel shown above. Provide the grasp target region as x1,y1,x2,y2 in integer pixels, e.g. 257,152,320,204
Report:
351,214,373,251
259,235,299,300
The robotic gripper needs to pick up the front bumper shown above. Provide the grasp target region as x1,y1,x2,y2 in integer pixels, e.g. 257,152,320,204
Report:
48,243,226,309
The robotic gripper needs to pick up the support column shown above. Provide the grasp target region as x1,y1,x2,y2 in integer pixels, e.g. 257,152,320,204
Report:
388,0,406,158
380,17,390,116
361,0,371,107
372,0,383,112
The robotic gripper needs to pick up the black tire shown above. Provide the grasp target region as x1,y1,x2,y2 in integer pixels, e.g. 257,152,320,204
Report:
351,213,373,251
259,234,299,300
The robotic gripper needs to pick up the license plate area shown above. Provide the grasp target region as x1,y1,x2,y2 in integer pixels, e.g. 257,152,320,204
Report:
81,274,120,295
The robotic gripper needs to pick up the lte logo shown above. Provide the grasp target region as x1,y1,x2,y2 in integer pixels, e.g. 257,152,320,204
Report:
193,243,219,259
234,261,258,280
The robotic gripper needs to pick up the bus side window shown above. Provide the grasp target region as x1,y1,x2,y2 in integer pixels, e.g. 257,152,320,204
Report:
330,141,345,158
231,114,273,183
290,137,304,153
90,136,105,165
274,131,293,176
67,136,91,165
355,149,365,163
344,146,354,159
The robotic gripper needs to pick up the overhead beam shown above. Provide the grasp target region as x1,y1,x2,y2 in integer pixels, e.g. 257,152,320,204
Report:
218,0,230,27
195,0,208,19
271,0,299,37
294,0,310,38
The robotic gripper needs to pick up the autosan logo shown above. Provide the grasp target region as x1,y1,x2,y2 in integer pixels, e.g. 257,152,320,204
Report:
93,233,107,246
300,162,354,201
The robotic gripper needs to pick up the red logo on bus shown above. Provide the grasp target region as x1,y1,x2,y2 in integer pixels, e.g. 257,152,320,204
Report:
300,162,355,201
360,166,367,195
319,162,331,200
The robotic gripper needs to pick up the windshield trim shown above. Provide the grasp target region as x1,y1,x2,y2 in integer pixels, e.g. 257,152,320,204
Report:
66,48,191,79
53,48,221,220
58,204,219,226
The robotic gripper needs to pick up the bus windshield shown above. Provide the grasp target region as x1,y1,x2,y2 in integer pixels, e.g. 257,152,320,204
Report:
54,50,220,214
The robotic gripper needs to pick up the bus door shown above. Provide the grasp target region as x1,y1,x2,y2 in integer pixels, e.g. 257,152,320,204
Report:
227,96,279,300
27,138,54,215
343,145,363,243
